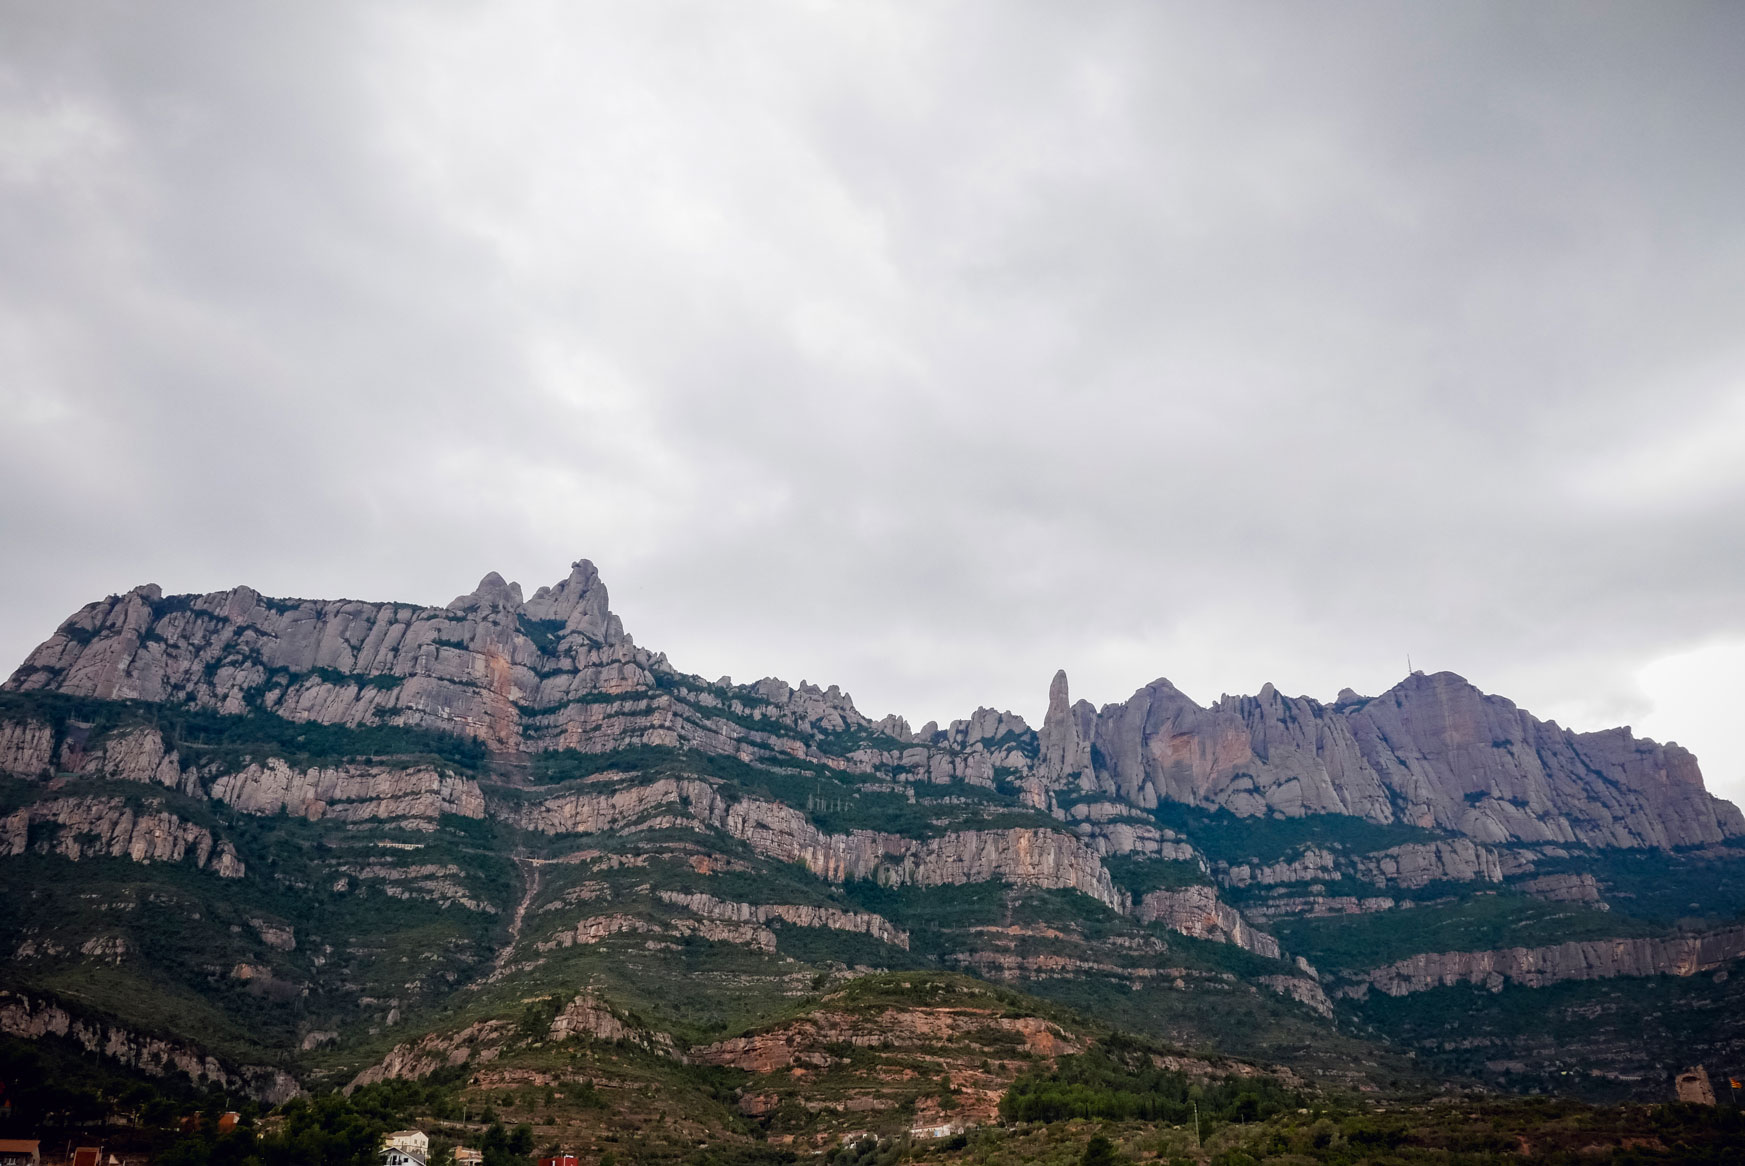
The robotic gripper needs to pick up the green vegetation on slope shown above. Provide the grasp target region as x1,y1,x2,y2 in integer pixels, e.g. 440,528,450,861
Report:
999,1033,1301,1126
0,691,488,773
1271,892,1658,970
1149,802,1439,864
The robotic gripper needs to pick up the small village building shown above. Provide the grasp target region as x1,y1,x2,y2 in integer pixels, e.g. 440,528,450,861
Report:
383,1132,430,1158
71,1148,101,1166
538,1155,579,1166
381,1131,429,1166
908,1123,964,1140
0,1140,40,1166
453,1151,483,1166
217,1112,241,1134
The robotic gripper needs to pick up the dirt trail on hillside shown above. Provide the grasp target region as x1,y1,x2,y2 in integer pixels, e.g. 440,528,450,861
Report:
492,856,542,975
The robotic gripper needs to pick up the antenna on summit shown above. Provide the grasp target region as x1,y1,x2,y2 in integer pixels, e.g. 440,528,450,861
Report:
1407,653,1413,674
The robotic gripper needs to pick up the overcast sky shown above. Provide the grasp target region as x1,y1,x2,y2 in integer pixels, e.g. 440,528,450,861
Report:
4,2,1744,801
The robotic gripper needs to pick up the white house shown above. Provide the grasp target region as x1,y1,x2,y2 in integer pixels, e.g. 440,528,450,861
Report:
382,1130,430,1166
384,1132,429,1157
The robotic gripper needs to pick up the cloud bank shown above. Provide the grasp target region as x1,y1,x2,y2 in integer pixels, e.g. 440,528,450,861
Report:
3,2,1743,796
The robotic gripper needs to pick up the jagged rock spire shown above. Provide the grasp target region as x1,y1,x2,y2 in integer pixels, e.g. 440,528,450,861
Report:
524,559,625,644
1039,669,1095,783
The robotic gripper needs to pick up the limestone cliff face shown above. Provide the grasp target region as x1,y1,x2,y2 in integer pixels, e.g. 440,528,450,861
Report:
1216,839,1502,891
504,776,1123,909
498,777,725,837
209,758,485,823
3,796,244,877
1078,670,1742,850
1133,886,1282,959
4,564,1046,793
1514,872,1607,905
0,990,297,1102
1351,839,1504,888
656,891,910,949
1,712,486,830
1257,974,1334,1018
0,718,56,777
5,563,651,753
1336,925,1745,999
74,727,202,796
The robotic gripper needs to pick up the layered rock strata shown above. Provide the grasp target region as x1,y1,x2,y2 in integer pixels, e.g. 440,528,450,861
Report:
656,891,910,949
1336,925,1745,999
0,990,297,1102
210,759,485,823
2,796,244,877
1133,886,1282,959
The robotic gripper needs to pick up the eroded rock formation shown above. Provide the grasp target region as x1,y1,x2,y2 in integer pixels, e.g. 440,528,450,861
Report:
1336,926,1745,998
3,796,244,877
0,990,297,1102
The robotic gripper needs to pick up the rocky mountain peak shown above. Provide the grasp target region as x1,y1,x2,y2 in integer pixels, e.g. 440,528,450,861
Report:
447,571,525,613
523,558,623,644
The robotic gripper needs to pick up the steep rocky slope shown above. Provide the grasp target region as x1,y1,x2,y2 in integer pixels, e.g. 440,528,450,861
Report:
5,557,1745,1104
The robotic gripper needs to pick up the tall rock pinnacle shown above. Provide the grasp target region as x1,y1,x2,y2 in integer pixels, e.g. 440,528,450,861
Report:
1039,669,1094,785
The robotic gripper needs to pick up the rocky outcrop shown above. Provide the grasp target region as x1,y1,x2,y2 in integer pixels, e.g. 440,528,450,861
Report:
1069,813,1206,865
1239,894,1397,922
0,990,297,1102
1351,839,1504,889
888,829,1120,905
0,718,56,778
547,992,681,1058
501,777,724,836
537,912,777,952
1514,872,1607,905
250,919,296,951
1219,848,1341,888
719,794,1123,907
349,1018,518,1087
1079,671,1743,850
338,862,498,912
656,891,910,949
693,1005,1080,1072
1335,925,1745,998
510,778,1123,909
210,758,485,823
1134,885,1281,959
1218,839,1502,898
3,796,243,877
1258,974,1334,1018
68,727,200,796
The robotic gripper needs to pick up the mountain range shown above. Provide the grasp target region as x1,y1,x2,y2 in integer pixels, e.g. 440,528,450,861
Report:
6,558,1745,1153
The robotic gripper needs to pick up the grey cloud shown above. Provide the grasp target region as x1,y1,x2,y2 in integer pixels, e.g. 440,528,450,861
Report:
3,1,1743,792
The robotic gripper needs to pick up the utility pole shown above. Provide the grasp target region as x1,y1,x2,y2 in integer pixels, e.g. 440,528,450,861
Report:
1192,1101,1200,1150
